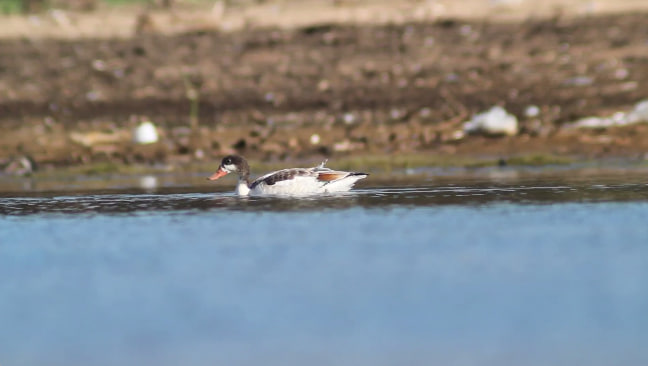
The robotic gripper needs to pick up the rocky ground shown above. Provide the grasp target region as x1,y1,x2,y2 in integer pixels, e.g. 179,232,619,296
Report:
1,1,648,175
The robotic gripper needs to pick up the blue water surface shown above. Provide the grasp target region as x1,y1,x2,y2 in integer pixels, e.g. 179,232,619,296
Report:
1,184,647,366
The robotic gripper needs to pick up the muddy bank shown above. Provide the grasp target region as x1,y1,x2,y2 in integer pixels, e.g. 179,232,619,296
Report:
1,12,648,173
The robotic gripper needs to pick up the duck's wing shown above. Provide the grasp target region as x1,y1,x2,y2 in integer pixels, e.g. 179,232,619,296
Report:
250,166,363,189
311,161,368,182
316,170,357,182
250,168,316,188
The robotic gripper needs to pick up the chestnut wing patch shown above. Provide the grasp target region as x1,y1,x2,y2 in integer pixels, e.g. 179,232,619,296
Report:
317,172,348,182
250,169,310,188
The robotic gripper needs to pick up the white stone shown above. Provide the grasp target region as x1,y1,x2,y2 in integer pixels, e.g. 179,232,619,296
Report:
564,99,648,129
139,175,158,191
133,121,159,144
524,105,540,118
463,106,518,136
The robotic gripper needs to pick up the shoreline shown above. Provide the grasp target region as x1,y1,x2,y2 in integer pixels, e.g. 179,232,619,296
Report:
2,154,648,194
1,5,648,174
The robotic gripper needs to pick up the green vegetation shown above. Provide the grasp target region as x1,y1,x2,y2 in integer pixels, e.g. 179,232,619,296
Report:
32,161,162,179
506,154,574,166
27,153,577,182
331,153,572,172
331,154,464,172
101,0,149,6
0,0,224,14
0,0,154,14
0,0,22,14
258,153,575,173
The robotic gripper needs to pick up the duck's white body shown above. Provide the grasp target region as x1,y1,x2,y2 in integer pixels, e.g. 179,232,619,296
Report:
209,155,368,197
243,168,367,196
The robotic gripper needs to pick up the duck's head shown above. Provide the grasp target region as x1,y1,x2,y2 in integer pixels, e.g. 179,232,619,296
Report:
208,155,249,180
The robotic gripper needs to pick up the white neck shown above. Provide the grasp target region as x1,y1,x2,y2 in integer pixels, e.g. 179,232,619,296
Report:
235,180,250,196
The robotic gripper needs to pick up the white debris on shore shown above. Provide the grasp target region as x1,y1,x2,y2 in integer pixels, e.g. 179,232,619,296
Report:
1,156,34,176
463,106,519,136
133,121,159,144
524,105,540,118
564,100,648,129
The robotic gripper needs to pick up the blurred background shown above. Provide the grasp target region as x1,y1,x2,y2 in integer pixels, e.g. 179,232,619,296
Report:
3,3,648,366
1,0,648,183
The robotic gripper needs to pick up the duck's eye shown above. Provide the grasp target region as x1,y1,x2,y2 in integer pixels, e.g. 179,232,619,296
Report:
224,158,231,164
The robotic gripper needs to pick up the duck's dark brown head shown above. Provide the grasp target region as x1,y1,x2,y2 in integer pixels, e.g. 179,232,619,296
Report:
208,155,250,181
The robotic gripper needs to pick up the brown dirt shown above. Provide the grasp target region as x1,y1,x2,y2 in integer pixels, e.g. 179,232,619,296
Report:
2,10,648,172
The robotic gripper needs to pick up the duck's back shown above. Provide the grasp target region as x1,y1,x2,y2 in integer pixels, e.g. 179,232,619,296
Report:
249,167,367,196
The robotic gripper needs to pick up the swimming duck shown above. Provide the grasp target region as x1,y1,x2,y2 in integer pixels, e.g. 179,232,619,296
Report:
208,155,368,196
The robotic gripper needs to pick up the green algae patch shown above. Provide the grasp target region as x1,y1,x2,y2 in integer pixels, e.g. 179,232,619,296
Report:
330,153,575,172
505,154,575,166
26,153,577,183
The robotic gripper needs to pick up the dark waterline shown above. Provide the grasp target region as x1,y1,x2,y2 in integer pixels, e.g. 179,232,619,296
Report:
1,182,648,216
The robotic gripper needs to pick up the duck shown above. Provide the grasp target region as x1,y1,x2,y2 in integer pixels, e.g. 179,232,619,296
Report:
207,155,368,196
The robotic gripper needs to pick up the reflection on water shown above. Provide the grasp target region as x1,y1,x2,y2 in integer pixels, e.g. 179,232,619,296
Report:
1,181,648,215
1,178,648,366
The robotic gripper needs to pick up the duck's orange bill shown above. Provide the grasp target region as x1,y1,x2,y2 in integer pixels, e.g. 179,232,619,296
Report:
208,167,229,181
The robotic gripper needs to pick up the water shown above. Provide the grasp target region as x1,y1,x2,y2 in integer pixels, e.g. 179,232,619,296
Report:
1,176,648,366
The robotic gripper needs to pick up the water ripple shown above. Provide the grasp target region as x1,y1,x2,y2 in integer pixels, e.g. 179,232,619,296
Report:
1,182,647,216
